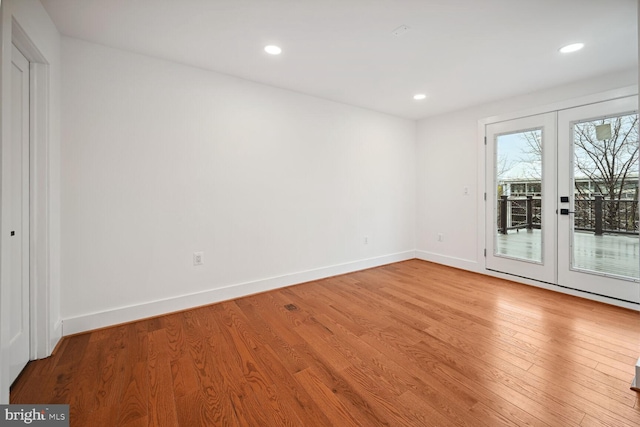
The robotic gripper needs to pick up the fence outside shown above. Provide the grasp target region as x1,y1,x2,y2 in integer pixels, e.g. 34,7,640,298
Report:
497,196,638,235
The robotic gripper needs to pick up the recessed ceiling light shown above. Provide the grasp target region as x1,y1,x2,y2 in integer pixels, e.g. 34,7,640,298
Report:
559,43,584,53
264,45,282,55
413,94,427,100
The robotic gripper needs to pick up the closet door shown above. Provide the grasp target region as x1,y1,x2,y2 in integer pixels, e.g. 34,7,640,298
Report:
9,44,31,384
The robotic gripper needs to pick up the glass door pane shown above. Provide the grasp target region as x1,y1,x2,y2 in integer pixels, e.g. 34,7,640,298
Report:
495,129,543,263
571,113,639,280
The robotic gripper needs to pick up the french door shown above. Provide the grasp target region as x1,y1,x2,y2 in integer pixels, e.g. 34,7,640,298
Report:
486,112,557,284
558,97,639,302
486,97,639,304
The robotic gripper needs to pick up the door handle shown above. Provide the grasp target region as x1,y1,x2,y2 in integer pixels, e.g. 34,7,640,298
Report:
560,209,574,215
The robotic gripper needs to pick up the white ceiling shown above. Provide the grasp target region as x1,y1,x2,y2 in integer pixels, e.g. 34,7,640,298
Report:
41,0,637,120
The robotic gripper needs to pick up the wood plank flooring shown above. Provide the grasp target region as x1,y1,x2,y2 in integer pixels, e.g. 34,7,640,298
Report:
10,260,640,426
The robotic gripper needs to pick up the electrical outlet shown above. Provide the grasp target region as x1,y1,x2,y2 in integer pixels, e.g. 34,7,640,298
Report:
193,251,204,266
437,233,444,242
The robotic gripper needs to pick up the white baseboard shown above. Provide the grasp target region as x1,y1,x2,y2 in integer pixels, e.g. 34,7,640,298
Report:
415,250,479,272
61,250,416,335
50,319,63,354
632,358,640,392
485,269,640,310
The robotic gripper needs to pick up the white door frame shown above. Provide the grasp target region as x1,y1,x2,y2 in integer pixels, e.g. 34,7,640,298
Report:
477,85,640,310
0,11,53,401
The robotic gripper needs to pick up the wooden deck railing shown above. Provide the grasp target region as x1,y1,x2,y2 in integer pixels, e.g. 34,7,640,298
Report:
498,196,541,234
574,196,638,235
497,195,638,235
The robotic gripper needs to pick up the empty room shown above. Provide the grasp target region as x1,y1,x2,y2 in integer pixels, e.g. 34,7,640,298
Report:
1,0,639,426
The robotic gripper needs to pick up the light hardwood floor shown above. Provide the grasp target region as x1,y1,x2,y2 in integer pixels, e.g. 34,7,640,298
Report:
10,260,640,426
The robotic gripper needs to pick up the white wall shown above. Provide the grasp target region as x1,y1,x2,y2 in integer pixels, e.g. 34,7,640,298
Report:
0,0,61,404
416,67,638,272
634,0,640,389
61,37,416,333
